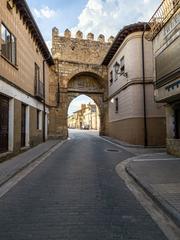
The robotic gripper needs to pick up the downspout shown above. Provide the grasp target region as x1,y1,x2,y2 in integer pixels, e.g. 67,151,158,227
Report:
142,24,148,147
42,56,51,142
43,59,46,142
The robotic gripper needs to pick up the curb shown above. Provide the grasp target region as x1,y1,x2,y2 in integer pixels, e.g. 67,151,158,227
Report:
125,163,180,228
0,140,66,188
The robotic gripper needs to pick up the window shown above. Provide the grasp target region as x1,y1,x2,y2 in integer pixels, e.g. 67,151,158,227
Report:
35,63,40,83
110,71,113,85
115,68,118,81
1,23,16,65
120,56,125,74
115,97,119,113
34,63,44,99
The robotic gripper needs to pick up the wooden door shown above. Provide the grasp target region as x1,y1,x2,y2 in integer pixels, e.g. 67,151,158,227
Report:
21,104,26,147
0,95,9,153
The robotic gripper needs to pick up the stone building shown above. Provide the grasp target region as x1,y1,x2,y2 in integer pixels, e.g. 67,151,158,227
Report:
0,0,54,155
49,28,114,139
83,104,100,130
68,104,100,130
102,22,166,146
147,0,180,155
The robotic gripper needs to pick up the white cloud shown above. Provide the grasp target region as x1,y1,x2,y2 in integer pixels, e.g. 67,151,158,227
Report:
72,0,161,39
34,6,57,19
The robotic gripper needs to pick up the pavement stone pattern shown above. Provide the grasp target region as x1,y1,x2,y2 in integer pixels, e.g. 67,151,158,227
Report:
0,130,167,240
126,153,180,227
0,140,59,186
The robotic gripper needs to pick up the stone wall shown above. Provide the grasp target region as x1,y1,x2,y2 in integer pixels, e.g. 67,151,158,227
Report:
167,139,180,157
49,28,113,139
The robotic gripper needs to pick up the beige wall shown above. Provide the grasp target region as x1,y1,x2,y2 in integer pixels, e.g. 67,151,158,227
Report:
108,32,154,97
109,84,165,122
107,117,166,146
0,0,50,104
29,106,43,146
107,31,166,146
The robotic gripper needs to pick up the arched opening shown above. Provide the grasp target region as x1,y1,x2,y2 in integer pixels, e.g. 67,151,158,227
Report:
67,94,100,135
49,70,107,139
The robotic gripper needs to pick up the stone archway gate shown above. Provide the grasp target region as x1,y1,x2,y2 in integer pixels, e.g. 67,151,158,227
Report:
48,27,113,139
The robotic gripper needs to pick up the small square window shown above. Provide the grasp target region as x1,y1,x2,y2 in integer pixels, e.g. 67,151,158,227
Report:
115,97,119,113
110,71,113,85
120,56,125,74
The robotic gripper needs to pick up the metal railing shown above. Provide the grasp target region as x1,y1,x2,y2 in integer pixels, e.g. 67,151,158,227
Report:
35,80,44,99
146,0,180,40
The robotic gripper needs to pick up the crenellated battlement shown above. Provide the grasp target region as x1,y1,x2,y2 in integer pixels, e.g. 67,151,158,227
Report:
52,27,113,65
52,27,114,43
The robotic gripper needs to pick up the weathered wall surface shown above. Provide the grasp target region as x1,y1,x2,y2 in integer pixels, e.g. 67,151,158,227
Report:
49,28,113,139
0,0,50,103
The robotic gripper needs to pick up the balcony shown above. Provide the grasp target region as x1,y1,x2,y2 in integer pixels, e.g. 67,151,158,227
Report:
146,0,180,40
35,80,44,100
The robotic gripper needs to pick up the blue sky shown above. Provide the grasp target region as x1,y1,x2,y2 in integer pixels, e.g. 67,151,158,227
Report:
26,0,161,115
27,0,161,45
27,0,87,47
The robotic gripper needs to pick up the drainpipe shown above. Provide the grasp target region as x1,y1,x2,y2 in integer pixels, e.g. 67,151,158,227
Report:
43,59,46,142
142,24,148,147
43,56,52,142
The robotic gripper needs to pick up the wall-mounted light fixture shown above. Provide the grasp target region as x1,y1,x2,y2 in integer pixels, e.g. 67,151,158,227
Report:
114,61,128,78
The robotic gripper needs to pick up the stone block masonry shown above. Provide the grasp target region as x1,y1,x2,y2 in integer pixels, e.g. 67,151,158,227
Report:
49,28,114,139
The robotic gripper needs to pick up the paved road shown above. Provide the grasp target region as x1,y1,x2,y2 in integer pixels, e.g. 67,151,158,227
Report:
0,130,167,239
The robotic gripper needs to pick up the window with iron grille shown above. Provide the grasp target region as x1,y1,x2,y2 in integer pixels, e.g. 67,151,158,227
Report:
110,70,113,85
120,56,125,74
34,63,44,99
1,23,16,65
115,97,119,113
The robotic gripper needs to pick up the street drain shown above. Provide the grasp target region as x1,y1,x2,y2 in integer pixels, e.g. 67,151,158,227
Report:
105,149,120,153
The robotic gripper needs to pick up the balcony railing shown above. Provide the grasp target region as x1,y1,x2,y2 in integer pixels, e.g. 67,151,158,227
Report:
35,80,44,100
146,0,180,40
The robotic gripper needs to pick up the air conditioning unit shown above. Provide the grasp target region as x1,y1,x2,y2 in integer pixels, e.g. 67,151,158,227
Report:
7,0,14,10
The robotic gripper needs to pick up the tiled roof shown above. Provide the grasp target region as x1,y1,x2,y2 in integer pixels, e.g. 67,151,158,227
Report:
102,22,150,66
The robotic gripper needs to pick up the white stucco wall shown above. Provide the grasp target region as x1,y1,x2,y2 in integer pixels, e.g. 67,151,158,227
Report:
108,32,154,97
107,31,165,123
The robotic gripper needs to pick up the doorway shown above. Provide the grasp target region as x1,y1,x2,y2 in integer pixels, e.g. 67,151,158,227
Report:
0,95,9,153
175,107,180,139
21,104,26,147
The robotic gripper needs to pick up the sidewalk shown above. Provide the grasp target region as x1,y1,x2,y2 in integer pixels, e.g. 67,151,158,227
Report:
126,152,180,227
0,140,60,187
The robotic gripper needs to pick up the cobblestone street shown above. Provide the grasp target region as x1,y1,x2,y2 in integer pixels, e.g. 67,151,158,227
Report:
0,130,167,240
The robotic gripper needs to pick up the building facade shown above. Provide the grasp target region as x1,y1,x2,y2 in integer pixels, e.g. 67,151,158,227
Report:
68,104,100,130
49,28,113,139
147,0,180,155
102,22,166,146
0,0,54,155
